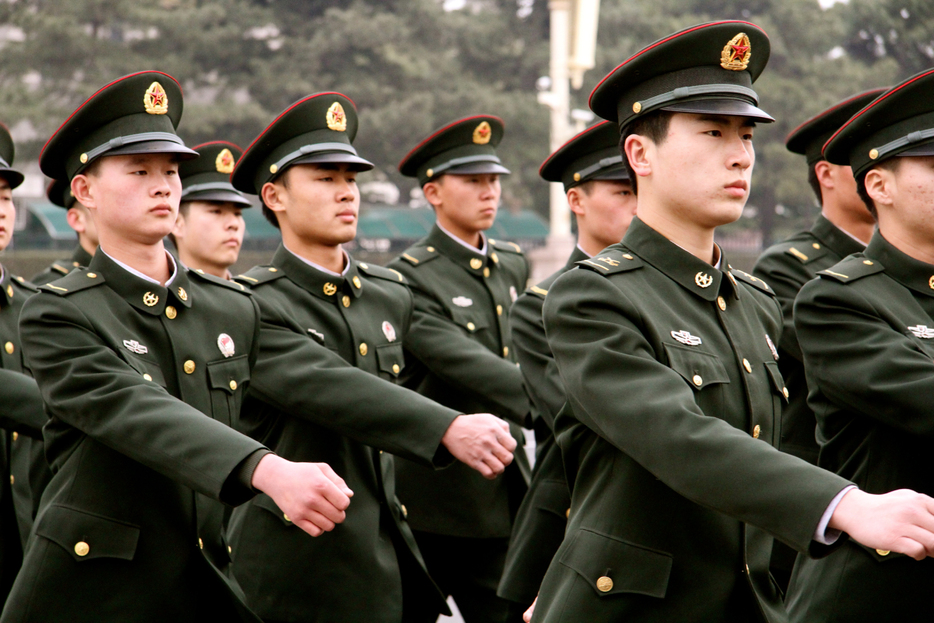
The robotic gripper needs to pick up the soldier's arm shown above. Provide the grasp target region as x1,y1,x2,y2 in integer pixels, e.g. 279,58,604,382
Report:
0,369,45,439
511,290,564,430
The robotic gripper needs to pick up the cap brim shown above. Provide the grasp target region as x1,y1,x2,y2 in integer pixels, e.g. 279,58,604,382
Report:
443,162,511,176
182,189,253,207
290,151,374,172
592,168,630,182
106,140,200,160
0,168,25,190
662,99,774,123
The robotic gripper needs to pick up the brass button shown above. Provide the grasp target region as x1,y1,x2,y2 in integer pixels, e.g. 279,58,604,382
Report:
573,172,581,182
392,364,400,374
4,341,13,354
359,343,368,356
9,475,13,485
622,254,634,260
467,322,476,331
876,549,890,556
198,538,204,550
184,360,196,375
283,513,291,523
270,164,278,174
869,148,879,160
352,276,362,289
426,247,435,253
323,282,337,296
565,508,570,518
359,262,369,269
782,387,789,399
229,380,238,391
72,261,80,267
496,305,503,316
165,305,177,319
5,285,11,297
11,432,18,441
863,260,873,265
491,252,499,264
401,504,408,519
692,374,703,387
79,152,88,164
812,243,821,249
177,287,188,301
269,267,278,272
717,296,726,311
632,101,642,113
426,168,434,178
483,267,490,278
596,576,613,592
743,358,752,373
74,541,90,557
342,295,351,308
503,346,509,357
470,258,482,270
753,424,761,439
228,545,232,554
87,272,97,278
143,374,153,381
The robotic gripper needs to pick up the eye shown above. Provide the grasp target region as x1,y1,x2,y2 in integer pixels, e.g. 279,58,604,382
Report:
320,176,333,182
705,129,722,137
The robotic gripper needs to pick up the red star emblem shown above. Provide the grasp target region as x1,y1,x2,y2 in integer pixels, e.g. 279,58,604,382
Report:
478,126,490,137
150,91,165,106
731,44,749,62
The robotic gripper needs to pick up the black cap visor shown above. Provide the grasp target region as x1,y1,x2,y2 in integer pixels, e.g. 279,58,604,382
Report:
592,167,630,182
896,139,934,158
662,98,774,123
0,168,24,190
440,161,511,177
181,189,253,207
288,151,374,172
104,140,199,161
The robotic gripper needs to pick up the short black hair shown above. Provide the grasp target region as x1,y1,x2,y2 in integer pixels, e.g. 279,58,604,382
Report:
618,110,674,195
855,158,901,219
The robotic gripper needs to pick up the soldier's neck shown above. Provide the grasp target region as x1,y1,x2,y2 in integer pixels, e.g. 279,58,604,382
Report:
177,247,229,279
78,236,98,257
435,213,483,249
821,198,874,245
636,207,718,265
281,231,346,275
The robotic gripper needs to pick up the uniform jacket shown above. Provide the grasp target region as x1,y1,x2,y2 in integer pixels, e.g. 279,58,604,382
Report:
228,246,457,622
534,218,850,623
31,245,94,286
388,225,531,538
786,232,934,622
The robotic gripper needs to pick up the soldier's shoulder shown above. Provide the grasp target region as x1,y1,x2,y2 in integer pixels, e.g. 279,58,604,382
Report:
730,267,775,296
575,246,644,277
10,274,40,294
760,232,828,267
37,267,105,296
234,265,286,288
190,268,252,295
357,261,408,285
393,241,442,268
816,254,883,284
489,238,525,256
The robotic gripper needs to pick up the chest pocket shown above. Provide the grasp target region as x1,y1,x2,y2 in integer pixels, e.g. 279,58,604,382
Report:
449,307,488,335
664,343,729,391
124,354,167,388
376,343,405,381
207,355,250,427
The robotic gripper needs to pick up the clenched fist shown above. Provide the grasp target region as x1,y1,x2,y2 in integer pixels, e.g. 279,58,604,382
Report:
442,413,518,479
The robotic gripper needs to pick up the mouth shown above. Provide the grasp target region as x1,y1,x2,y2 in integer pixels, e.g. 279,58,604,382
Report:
337,211,357,223
724,181,748,197
223,238,241,247
150,204,173,216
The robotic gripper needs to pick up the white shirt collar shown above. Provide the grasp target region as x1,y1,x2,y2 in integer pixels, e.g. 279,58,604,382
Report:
437,221,488,255
101,248,178,286
284,245,350,277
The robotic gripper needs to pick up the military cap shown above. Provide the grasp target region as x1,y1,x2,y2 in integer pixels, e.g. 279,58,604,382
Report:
398,115,511,185
590,20,773,131
179,141,252,207
40,70,198,182
824,69,934,178
46,179,76,209
231,92,373,194
0,123,24,189
540,120,628,191
786,88,887,165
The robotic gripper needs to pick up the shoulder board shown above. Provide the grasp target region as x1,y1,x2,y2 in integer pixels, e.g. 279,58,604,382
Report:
730,268,774,295
49,261,72,276
817,255,884,284
37,268,105,296
576,249,643,276
782,243,827,265
12,276,40,294
357,262,408,285
489,238,524,255
234,265,286,287
397,245,440,267
526,285,549,299
190,269,251,294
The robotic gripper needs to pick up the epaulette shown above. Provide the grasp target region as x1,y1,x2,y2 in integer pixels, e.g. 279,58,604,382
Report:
357,262,407,284
489,238,524,255
38,267,105,296
398,245,441,267
817,255,884,283
730,267,775,295
576,249,643,276
12,276,39,294
50,262,72,276
234,265,286,287
190,268,251,293
526,285,549,299
782,242,827,265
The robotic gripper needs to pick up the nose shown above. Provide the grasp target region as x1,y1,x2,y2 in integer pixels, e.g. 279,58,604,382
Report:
337,178,357,202
728,133,753,171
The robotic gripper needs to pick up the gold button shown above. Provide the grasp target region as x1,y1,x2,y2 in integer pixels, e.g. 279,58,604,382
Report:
198,538,204,549
753,424,761,439
323,282,337,296
11,432,18,441
743,358,752,373
177,287,188,301
596,576,614,592
782,387,789,399
717,296,726,311
165,306,177,319
426,247,435,253
869,148,879,160
270,164,278,174
229,380,238,391
876,549,890,556
228,545,232,554
359,343,368,356
426,168,434,178
483,267,490,278
392,364,400,374
470,258,483,270
692,374,703,387
466,322,476,331
496,305,503,316
4,341,13,354
565,508,570,518
813,243,821,249
5,285,11,297
352,276,362,289
863,260,873,265
360,262,369,269
74,541,89,557
491,253,499,264
9,475,13,485
503,346,509,357
573,172,582,182
184,360,195,375
632,101,642,113
72,261,80,267
79,153,88,164
87,272,97,278
401,504,408,519
143,374,153,381
342,295,351,308
283,513,291,523
622,254,634,260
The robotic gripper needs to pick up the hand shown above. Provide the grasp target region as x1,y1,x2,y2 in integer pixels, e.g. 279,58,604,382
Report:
829,488,934,560
442,414,517,479
251,454,353,537
523,596,537,623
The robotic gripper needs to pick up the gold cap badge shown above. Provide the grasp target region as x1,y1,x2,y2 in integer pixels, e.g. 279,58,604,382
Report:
144,82,169,115
720,33,752,71
473,121,492,145
327,102,347,132
215,148,235,174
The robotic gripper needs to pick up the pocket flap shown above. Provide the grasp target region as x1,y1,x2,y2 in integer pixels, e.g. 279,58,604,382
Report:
449,308,488,333
763,361,789,403
664,343,729,391
560,529,672,598
35,505,140,562
207,355,251,395
376,343,405,377
531,479,571,519
124,355,167,388
253,493,295,527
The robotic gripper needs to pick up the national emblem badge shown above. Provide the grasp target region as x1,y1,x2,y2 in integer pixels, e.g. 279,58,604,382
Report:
720,33,752,71
144,82,169,115
327,102,347,132
217,333,236,357
473,121,492,145
382,321,397,342
215,148,235,174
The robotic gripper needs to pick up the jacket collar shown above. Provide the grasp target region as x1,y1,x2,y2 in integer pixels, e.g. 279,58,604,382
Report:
566,245,590,270
426,223,497,277
90,250,194,315
0,264,12,309
272,244,365,303
866,231,934,298
811,215,866,259
72,244,94,268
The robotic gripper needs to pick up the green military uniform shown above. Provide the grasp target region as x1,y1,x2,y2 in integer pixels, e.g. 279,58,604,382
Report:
388,116,531,622
31,180,94,286
533,22,853,623
499,120,628,610
226,93,455,622
786,69,934,622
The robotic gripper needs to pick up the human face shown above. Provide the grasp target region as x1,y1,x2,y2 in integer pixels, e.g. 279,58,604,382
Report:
875,157,934,244
173,201,244,273
426,173,501,239
266,163,359,247
74,153,181,247
0,178,14,252
576,180,637,249
636,113,755,228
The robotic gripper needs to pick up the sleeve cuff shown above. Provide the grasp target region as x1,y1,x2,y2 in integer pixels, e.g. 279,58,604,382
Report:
813,485,858,545
220,448,273,505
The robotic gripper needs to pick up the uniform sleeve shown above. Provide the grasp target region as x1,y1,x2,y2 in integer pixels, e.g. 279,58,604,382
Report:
795,278,934,437
510,293,563,431
245,293,458,467
544,268,851,554
18,293,266,506
0,369,46,439
753,251,814,362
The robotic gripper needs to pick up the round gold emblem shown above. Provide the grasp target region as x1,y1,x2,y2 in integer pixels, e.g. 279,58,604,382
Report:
184,360,195,375
929,276,934,291
74,541,90,557
229,380,238,391
692,374,703,387
143,81,169,115
753,424,761,439
472,121,492,145
573,172,581,182
392,364,400,374
270,164,278,174
869,148,879,160
4,342,13,355
165,306,177,320
426,168,434,178
323,282,337,296
876,549,890,556
632,102,642,114
596,576,614,592
6,285,12,297
215,148,235,174
142,292,159,307
359,343,368,356
342,295,351,308
695,272,713,288
327,102,348,132
80,153,89,164
483,267,491,278
470,258,483,270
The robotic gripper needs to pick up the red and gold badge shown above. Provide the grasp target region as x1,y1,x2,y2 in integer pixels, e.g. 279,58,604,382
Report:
327,102,347,132
720,33,752,71
215,148,235,174
144,81,169,115
473,121,492,145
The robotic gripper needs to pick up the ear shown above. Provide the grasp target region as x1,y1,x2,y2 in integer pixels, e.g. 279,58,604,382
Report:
422,181,442,208
71,175,94,209
863,167,893,210
567,187,586,216
814,160,835,190
65,206,87,234
624,134,652,180
261,180,287,215
171,209,187,238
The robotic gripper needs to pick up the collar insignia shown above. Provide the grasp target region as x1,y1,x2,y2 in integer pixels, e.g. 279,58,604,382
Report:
327,102,347,132
215,148,235,174
721,33,752,71
695,272,714,288
671,330,702,346
908,325,934,339
123,339,148,355
144,82,169,115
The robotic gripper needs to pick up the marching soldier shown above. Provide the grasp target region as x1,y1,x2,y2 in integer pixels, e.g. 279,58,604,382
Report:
31,179,98,285
498,120,636,619
226,93,517,623
752,88,884,590
388,116,531,622
786,69,934,622
171,141,252,279
527,21,934,623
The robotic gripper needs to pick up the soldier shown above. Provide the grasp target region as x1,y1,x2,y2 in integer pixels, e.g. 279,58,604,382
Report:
751,88,884,590
387,116,532,622
171,141,252,279
785,69,934,621
527,21,934,623
498,120,636,619
226,93,518,623
31,179,98,285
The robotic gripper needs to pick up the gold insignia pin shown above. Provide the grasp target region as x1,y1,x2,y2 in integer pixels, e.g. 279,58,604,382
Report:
929,276,934,290
215,149,235,174
177,287,188,302
473,121,492,145
327,102,348,132
5,285,12,298
695,272,714,288
142,292,159,307
720,33,752,71
470,258,483,270
144,82,169,115
323,282,337,296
